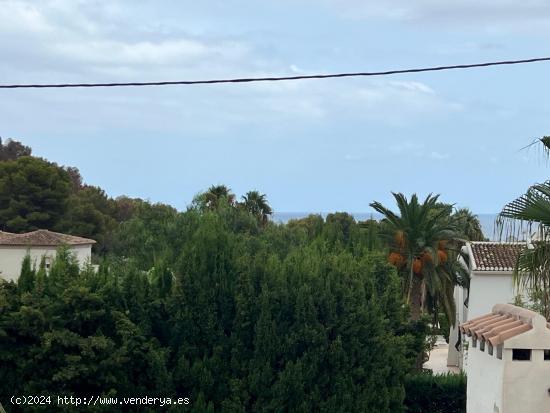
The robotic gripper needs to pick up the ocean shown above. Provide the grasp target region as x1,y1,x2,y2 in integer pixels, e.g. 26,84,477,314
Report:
272,212,500,241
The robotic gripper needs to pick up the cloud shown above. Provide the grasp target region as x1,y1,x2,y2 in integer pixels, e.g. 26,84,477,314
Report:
239,76,463,124
289,64,307,74
0,0,464,133
0,1,55,34
344,141,454,162
344,154,366,161
347,80,462,118
389,141,418,153
51,39,249,66
429,151,450,160
330,0,550,31
389,81,435,95
0,0,253,82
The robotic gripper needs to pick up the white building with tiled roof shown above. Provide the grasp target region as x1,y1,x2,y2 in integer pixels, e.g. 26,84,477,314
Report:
447,241,527,370
460,303,550,413
0,229,95,281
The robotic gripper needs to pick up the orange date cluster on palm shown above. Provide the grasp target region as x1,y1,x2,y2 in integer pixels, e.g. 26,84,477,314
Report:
388,252,406,267
412,257,423,274
387,247,449,274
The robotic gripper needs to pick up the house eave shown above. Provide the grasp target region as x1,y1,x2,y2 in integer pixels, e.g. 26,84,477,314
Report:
472,270,514,276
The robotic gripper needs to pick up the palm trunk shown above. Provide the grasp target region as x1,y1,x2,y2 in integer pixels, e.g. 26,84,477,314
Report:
406,252,423,319
409,273,425,370
406,255,414,304
410,274,423,321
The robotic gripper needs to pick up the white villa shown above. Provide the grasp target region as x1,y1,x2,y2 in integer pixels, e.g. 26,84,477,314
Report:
0,229,95,281
447,241,526,370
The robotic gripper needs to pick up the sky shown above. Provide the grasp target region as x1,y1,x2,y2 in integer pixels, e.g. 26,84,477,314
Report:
1,0,550,213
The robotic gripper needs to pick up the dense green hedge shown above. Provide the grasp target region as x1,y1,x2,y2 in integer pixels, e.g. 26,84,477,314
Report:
404,372,466,413
0,209,427,412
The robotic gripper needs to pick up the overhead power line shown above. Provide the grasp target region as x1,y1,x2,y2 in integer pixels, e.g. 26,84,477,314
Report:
1,56,550,89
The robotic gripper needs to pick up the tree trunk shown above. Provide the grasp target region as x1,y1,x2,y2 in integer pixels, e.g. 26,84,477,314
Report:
409,274,423,321
410,274,425,370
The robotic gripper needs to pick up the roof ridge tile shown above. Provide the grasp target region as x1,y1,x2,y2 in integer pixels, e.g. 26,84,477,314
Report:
0,229,95,246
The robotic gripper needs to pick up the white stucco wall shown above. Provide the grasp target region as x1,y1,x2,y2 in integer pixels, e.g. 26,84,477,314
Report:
448,285,465,367
501,349,550,413
466,339,504,413
448,272,517,368
501,318,550,413
469,272,517,319
466,312,550,413
0,245,92,282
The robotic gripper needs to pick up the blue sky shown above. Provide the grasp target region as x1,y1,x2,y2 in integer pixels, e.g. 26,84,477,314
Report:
1,0,550,213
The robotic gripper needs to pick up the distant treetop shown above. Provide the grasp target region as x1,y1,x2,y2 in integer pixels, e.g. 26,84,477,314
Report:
0,137,32,161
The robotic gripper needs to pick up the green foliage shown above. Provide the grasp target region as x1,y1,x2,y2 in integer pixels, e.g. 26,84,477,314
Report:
452,208,485,241
0,141,153,255
498,137,550,318
18,254,35,294
1,251,171,412
239,190,272,226
370,193,464,326
404,372,466,413
0,138,32,161
358,218,383,252
193,185,236,211
56,186,118,253
0,141,436,410
1,206,427,412
0,156,71,232
437,312,451,343
112,201,179,269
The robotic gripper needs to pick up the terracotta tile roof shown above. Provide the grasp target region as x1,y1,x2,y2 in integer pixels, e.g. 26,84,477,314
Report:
459,304,543,346
0,230,95,246
469,242,525,272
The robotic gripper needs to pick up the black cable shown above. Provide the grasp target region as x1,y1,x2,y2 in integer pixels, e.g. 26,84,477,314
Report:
1,56,550,89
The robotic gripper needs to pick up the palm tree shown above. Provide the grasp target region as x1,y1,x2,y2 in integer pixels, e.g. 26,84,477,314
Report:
240,190,273,225
198,185,236,210
453,208,486,241
370,193,465,323
498,137,550,318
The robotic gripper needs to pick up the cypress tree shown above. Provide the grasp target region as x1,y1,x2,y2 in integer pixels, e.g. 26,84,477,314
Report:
17,253,35,293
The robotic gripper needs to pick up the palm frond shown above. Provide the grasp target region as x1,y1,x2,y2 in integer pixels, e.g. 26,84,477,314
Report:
370,201,401,229
497,181,550,242
513,242,550,319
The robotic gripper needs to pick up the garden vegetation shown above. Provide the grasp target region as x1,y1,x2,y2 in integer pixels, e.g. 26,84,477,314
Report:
0,138,474,412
